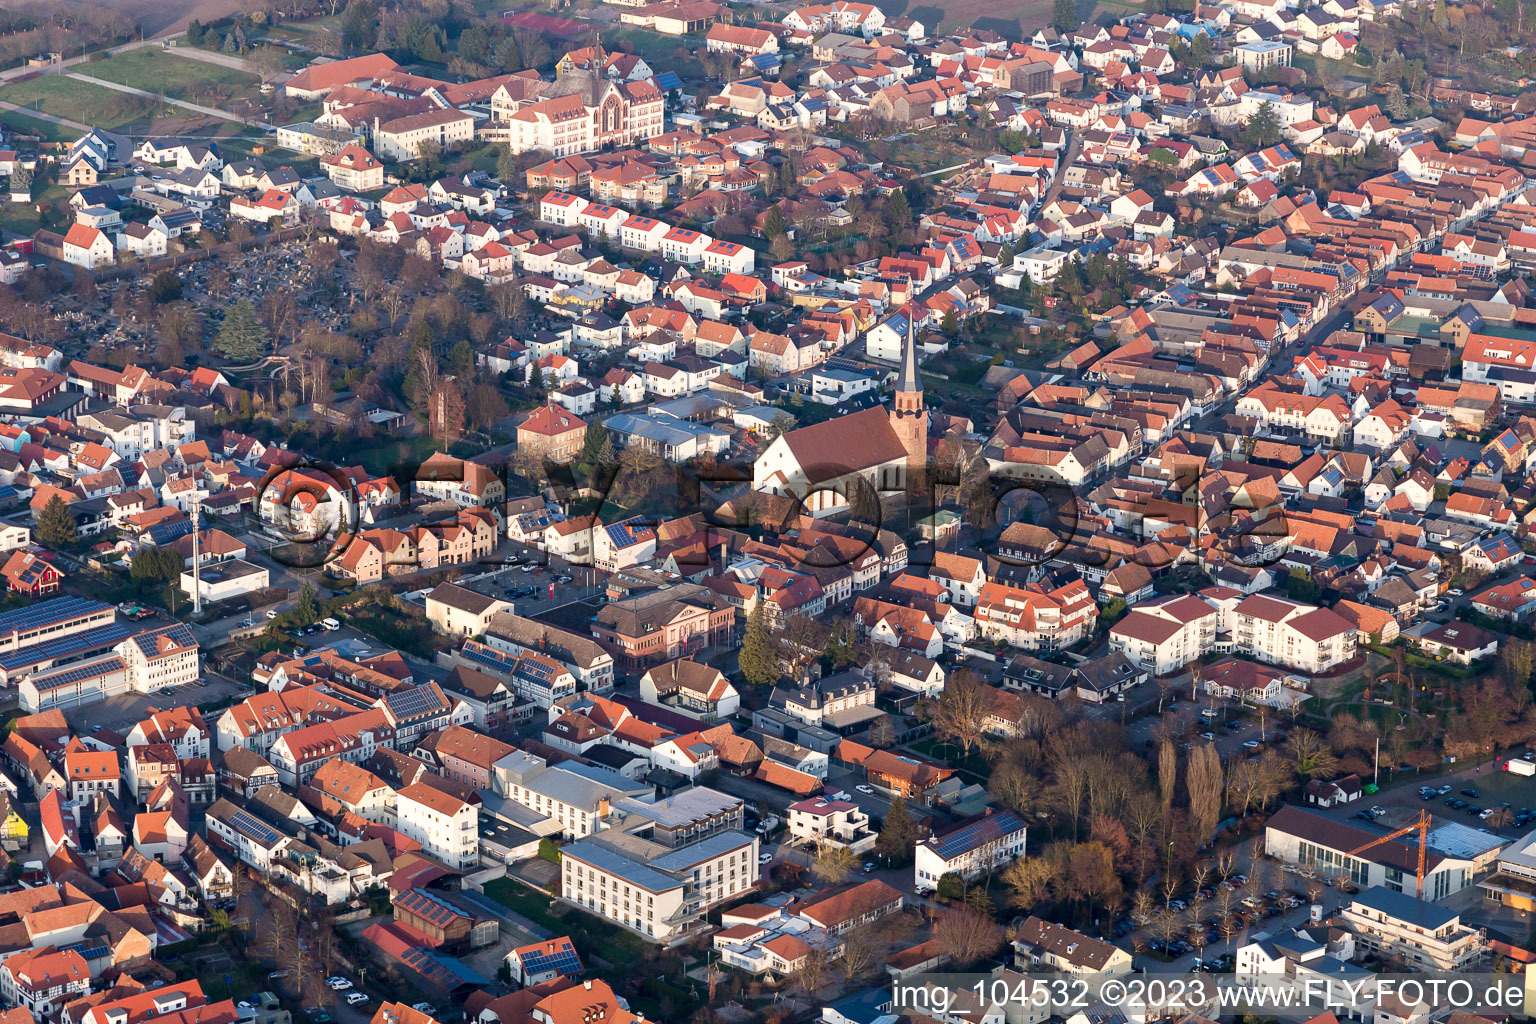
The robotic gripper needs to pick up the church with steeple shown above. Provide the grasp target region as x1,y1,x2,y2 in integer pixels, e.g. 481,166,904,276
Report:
751,314,928,515
889,312,927,472
494,39,666,157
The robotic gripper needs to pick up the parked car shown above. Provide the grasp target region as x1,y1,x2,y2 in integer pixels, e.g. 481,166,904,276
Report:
1463,788,1481,798
855,784,874,794
345,994,369,1007
1242,740,1261,750
1438,784,1453,795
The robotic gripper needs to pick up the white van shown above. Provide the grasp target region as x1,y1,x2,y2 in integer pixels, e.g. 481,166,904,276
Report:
321,618,341,631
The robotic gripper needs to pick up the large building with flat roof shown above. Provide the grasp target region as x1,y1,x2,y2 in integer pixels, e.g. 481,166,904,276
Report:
1264,804,1477,901
560,825,758,943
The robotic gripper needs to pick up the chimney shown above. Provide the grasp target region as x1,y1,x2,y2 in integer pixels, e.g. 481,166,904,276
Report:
584,980,594,991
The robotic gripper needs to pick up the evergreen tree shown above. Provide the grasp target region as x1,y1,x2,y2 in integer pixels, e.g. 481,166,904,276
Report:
1242,101,1282,148
1052,0,1078,31
35,495,76,549
761,205,787,241
214,299,269,361
528,363,545,394
131,546,182,588
737,601,780,687
876,796,918,862
581,421,608,464
884,189,912,236
607,384,622,408
447,339,475,380
296,581,318,624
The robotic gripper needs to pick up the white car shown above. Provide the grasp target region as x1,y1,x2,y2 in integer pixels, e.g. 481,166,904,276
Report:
521,564,538,573
265,609,278,619
758,853,773,863
855,784,874,794
345,993,369,1007
325,978,352,991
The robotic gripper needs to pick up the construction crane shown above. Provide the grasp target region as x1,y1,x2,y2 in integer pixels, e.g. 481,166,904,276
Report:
1345,808,1431,899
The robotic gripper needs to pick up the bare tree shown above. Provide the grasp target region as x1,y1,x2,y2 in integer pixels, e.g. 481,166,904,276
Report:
1286,728,1339,781
923,669,993,757
812,844,859,885
1186,744,1224,847
839,927,880,980
1158,739,1177,808
933,908,1004,968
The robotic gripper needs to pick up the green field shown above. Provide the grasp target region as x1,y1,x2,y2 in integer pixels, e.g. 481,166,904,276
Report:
0,108,74,143
0,75,158,128
85,49,261,103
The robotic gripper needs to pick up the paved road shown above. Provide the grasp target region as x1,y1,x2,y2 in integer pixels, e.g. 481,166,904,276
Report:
167,46,262,76
0,32,174,86
60,69,252,125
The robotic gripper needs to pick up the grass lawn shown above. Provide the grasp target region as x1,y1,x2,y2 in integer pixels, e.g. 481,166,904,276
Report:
0,75,158,128
0,108,75,142
483,877,648,972
908,737,990,779
85,49,261,104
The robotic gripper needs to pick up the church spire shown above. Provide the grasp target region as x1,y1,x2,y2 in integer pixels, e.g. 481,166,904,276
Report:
895,305,920,396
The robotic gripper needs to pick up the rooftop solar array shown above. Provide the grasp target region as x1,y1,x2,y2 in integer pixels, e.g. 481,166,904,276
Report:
459,641,517,673
227,809,281,845
386,685,448,721
926,810,1027,860
0,622,136,671
517,939,582,977
0,596,111,637
30,657,126,693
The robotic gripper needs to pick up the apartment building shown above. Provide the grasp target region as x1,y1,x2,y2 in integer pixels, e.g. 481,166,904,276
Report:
1339,886,1485,969
1013,917,1133,976
395,783,480,871
560,828,758,942
1108,594,1218,674
787,797,876,854
973,579,1097,651
492,749,630,838
1232,594,1357,673
373,109,476,162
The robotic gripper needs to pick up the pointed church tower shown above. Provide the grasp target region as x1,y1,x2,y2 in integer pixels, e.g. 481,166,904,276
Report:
889,307,927,472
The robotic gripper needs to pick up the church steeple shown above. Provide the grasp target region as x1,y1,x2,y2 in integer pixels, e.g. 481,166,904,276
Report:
889,307,927,471
895,305,920,396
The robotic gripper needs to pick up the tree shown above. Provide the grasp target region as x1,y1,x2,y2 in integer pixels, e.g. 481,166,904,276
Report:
1286,728,1339,781
768,412,796,439
933,908,1003,968
1243,101,1282,148
1052,0,1078,30
528,362,546,394
1001,856,1054,909
922,669,992,756
876,796,918,862
295,581,318,625
215,299,269,361
130,546,182,589
1186,743,1224,847
812,843,858,884
936,871,965,900
581,421,609,465
1286,567,1321,602
737,601,780,687
35,495,76,549
148,270,183,303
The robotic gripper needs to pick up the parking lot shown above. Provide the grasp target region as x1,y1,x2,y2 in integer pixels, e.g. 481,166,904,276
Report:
63,673,249,735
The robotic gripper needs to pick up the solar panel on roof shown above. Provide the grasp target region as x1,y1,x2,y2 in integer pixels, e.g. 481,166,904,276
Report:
30,657,125,692
0,596,110,636
519,942,582,976
0,622,136,671
387,685,445,720
927,811,1025,860
228,809,281,844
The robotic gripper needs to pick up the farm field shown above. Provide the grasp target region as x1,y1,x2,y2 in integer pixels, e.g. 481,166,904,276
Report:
0,75,158,129
872,0,1055,37
84,49,262,105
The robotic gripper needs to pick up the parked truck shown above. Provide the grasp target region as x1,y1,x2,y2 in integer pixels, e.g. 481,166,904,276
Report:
1507,758,1535,776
